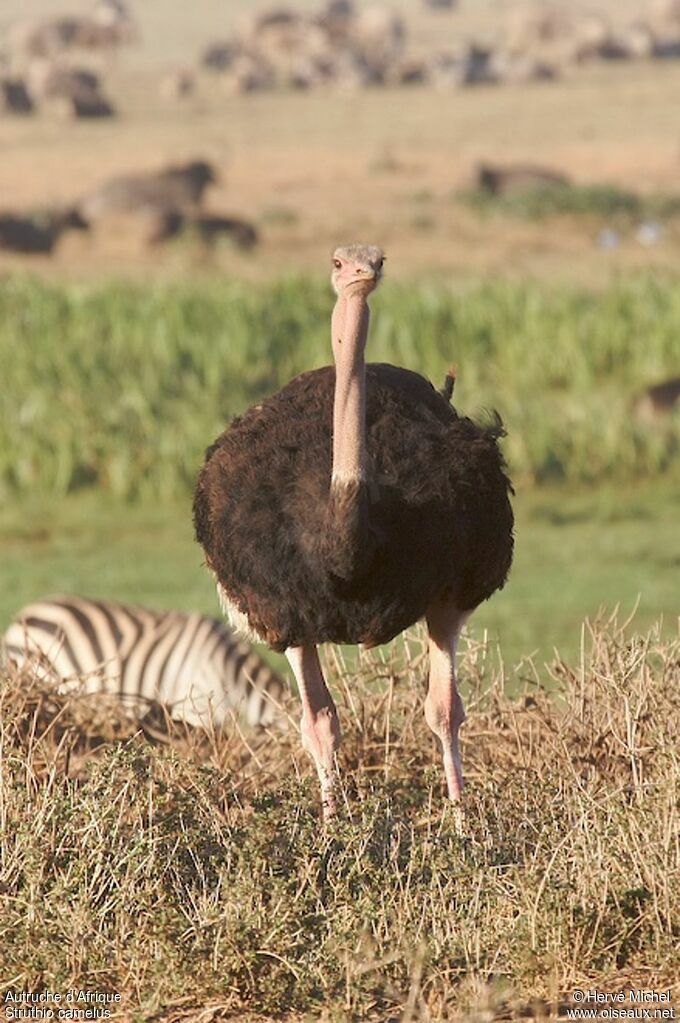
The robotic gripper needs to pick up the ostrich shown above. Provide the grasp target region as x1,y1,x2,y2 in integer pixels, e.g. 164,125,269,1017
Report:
193,245,514,818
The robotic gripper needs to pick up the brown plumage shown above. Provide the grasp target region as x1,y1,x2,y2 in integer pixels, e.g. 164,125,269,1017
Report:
194,244,514,818
194,363,512,650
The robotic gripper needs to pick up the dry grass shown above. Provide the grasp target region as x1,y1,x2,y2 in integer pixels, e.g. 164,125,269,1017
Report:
1,613,678,1021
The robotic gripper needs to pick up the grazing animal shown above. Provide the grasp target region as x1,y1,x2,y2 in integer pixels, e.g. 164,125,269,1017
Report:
0,208,88,254
27,62,101,101
150,211,258,249
201,41,243,72
476,162,570,195
633,377,680,424
0,77,34,114
193,245,514,818
28,63,115,118
79,160,217,222
3,596,285,730
51,89,115,119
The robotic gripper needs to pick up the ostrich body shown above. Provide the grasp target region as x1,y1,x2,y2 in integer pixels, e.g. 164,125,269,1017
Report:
194,245,513,817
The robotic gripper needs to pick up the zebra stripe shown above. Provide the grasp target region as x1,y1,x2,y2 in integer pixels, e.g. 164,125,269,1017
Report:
2,596,286,729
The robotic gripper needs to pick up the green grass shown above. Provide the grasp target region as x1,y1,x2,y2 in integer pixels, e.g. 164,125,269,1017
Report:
2,274,679,500
2,483,678,671
1,617,678,1021
457,182,680,222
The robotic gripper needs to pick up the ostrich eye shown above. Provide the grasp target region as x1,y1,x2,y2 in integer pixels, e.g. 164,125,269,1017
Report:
377,258,384,269
333,259,342,269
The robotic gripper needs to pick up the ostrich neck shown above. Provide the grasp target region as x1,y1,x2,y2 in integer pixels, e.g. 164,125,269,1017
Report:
331,293,369,485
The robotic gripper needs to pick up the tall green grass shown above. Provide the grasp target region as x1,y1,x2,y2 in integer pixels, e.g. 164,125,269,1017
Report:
1,274,678,499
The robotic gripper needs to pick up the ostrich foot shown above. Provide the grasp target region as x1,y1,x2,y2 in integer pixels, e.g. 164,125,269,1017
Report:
286,645,342,821
301,705,342,820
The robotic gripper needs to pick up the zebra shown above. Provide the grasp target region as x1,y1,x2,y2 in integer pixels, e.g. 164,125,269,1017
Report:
2,596,286,730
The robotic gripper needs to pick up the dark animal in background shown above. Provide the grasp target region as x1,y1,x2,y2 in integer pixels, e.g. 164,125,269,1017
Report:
155,160,217,205
0,208,89,254
191,215,258,249
633,377,680,424
53,90,115,119
200,42,242,72
0,77,34,114
476,162,571,196
194,245,514,818
32,64,102,99
4,596,285,730
457,45,499,85
31,64,115,118
78,159,217,222
150,211,259,249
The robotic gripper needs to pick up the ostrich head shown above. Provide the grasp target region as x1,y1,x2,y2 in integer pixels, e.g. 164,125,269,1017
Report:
331,244,384,298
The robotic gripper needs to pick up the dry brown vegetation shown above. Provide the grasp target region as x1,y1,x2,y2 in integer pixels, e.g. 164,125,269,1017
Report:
1,613,678,1020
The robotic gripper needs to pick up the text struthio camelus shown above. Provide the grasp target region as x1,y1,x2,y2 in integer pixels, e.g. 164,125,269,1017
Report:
193,246,514,819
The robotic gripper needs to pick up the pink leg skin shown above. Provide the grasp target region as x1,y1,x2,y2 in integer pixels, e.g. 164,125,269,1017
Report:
286,645,342,820
424,603,470,804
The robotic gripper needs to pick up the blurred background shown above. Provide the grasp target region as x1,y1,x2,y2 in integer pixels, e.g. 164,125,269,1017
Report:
1,0,678,672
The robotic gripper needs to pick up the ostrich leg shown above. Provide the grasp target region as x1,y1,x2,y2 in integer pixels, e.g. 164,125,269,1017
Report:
286,645,342,819
424,602,469,802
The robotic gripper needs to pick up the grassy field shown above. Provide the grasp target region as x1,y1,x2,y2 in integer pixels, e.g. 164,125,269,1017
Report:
1,616,678,1021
